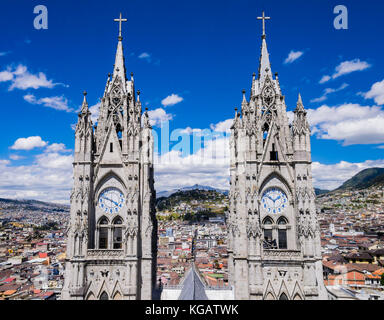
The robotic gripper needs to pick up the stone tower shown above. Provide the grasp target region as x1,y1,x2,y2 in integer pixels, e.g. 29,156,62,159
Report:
62,14,157,300
227,12,327,300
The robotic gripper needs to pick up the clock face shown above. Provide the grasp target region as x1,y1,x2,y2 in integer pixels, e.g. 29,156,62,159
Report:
99,187,125,214
261,187,288,214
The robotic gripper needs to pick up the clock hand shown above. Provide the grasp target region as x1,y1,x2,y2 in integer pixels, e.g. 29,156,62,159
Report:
102,196,119,206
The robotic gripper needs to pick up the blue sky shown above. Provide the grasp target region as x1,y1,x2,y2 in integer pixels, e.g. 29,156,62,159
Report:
0,0,383,202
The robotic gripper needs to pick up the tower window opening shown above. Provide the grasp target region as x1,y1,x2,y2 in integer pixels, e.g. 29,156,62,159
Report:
262,123,269,146
278,229,287,249
113,217,123,249
270,143,279,161
99,227,108,249
110,143,113,152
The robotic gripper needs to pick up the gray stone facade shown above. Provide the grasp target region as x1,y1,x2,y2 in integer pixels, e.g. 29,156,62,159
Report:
228,18,328,300
61,21,157,300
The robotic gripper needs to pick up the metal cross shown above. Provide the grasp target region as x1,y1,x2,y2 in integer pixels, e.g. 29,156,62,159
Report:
114,13,127,39
257,11,271,36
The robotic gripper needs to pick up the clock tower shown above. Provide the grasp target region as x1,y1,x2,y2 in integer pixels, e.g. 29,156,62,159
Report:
61,14,157,300
228,12,328,300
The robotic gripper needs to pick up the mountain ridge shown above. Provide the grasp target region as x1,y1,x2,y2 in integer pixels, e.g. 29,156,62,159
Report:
336,167,384,191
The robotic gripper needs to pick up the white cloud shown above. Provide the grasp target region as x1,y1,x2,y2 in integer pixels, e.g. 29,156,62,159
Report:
362,79,384,105
180,127,202,135
284,50,304,64
161,94,184,107
333,59,371,79
0,160,10,166
10,136,48,151
9,155,24,161
310,83,349,103
312,159,384,190
210,119,233,133
24,94,73,112
319,75,331,84
89,102,101,124
147,108,173,127
319,59,371,84
138,52,152,63
0,64,62,90
45,143,72,153
0,151,73,203
138,52,150,59
306,103,384,145
0,70,13,82
155,136,230,192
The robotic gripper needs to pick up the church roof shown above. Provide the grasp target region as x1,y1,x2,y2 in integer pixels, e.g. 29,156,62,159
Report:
178,263,208,300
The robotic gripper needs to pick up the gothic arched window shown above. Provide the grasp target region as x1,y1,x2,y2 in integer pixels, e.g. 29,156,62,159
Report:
262,217,274,248
263,216,289,250
113,217,123,249
100,291,109,300
98,217,109,249
279,293,289,300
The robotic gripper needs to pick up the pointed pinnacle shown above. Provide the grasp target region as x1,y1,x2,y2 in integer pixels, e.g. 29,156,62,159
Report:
295,93,305,112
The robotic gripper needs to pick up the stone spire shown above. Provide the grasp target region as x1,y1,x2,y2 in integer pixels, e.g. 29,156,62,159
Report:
293,93,310,136
112,13,128,82
80,91,89,114
257,12,273,81
295,93,305,113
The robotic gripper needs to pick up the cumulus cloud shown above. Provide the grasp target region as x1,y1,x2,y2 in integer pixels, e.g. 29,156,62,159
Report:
24,94,73,112
10,136,48,151
0,151,73,204
155,135,230,192
284,50,304,64
320,59,371,83
312,159,384,190
147,108,173,127
161,94,184,107
210,119,233,133
306,103,384,145
0,64,61,90
45,143,72,153
362,79,384,105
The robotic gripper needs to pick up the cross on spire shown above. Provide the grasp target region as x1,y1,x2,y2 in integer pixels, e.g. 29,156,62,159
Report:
257,11,271,37
114,13,127,40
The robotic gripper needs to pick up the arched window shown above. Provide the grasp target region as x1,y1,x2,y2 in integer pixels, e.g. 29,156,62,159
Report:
100,291,109,300
262,217,275,249
98,217,109,249
113,217,123,249
279,293,289,300
263,216,289,250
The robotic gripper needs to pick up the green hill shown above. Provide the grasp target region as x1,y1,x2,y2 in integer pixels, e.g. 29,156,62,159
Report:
337,167,384,190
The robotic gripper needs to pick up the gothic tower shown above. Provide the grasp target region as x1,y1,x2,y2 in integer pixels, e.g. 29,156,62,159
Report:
62,14,157,300
228,12,327,300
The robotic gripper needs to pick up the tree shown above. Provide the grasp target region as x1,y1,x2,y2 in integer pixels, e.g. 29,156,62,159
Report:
381,273,384,286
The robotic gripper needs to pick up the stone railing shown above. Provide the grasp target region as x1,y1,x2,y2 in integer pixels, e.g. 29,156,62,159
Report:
87,249,124,259
262,249,302,261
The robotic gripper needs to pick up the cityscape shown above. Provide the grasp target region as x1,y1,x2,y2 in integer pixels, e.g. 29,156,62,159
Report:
1,175,383,300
